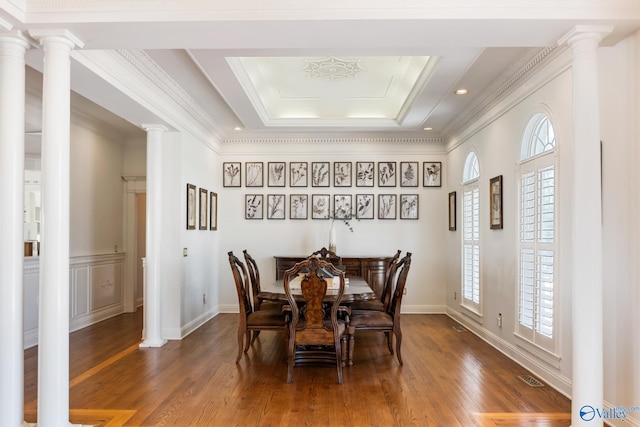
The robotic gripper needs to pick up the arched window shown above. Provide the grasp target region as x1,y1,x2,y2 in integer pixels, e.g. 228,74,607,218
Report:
517,113,557,355
462,152,480,313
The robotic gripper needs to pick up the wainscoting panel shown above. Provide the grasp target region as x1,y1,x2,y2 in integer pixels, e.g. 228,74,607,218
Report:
23,253,126,348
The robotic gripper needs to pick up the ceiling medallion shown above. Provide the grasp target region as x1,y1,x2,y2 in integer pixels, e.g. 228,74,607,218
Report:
303,57,365,81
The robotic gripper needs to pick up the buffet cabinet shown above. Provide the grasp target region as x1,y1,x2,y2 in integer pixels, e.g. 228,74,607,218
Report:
274,255,393,297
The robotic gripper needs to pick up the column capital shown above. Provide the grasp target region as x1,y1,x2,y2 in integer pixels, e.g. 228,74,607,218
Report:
141,124,169,133
29,29,84,49
0,30,35,50
558,25,613,47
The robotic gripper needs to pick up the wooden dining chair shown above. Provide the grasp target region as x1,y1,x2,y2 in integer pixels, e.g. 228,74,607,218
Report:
349,252,412,365
350,249,401,312
309,247,342,265
283,256,349,384
243,250,285,311
228,251,287,363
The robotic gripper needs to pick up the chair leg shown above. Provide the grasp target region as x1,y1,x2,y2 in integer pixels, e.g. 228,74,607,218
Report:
348,326,355,366
236,328,245,363
251,330,261,344
394,327,403,366
287,340,295,383
385,331,394,354
335,336,343,384
244,331,251,353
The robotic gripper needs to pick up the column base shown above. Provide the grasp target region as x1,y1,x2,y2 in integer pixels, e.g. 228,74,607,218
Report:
139,339,167,348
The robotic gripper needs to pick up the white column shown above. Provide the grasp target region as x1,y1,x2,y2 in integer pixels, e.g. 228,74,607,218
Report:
0,31,30,427
139,125,167,348
559,25,612,427
29,29,83,427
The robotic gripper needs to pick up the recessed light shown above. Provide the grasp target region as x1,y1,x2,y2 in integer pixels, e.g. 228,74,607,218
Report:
423,127,433,131
233,126,243,131
455,89,469,95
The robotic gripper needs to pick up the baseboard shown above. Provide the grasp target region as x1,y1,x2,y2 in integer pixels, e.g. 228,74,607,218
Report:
179,308,220,339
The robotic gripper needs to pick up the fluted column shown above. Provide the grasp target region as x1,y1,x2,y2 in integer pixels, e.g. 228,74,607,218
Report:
139,124,167,348
559,25,612,427
29,29,83,427
0,31,30,427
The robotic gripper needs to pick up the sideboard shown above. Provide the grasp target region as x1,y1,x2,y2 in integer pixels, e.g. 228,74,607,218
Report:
274,255,393,297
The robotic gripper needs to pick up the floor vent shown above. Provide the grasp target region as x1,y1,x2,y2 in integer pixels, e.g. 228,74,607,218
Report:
451,325,466,332
518,375,545,387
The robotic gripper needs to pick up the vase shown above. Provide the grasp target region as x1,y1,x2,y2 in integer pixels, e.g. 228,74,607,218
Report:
328,221,337,253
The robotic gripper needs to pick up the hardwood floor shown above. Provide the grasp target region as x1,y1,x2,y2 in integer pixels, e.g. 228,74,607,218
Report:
24,311,571,426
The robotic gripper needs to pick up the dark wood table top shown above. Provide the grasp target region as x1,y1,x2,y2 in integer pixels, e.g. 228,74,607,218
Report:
258,276,377,303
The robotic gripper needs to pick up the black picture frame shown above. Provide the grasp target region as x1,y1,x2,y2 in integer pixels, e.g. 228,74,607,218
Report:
378,162,397,187
423,161,442,187
267,194,286,219
290,194,308,219
400,194,419,219
245,194,263,220
333,162,352,187
311,162,330,187
267,162,286,187
448,191,456,231
245,162,264,187
199,188,208,230
186,183,196,230
223,162,241,187
400,162,419,187
490,175,503,229
355,161,375,187
290,162,308,187
209,191,218,231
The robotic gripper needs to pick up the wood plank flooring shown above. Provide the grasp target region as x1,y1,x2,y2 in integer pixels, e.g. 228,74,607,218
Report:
24,311,571,426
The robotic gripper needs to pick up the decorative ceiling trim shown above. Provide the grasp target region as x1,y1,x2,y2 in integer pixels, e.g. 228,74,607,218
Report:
441,44,565,139
115,49,220,137
223,136,443,144
303,57,365,81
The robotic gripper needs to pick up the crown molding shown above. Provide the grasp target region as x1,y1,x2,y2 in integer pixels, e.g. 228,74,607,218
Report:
442,44,566,146
223,136,442,145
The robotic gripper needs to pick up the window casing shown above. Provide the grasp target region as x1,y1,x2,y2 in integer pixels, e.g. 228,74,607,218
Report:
462,152,480,314
517,114,557,354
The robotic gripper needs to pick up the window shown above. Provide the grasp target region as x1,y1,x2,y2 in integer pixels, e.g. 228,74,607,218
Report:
517,113,557,355
462,152,480,314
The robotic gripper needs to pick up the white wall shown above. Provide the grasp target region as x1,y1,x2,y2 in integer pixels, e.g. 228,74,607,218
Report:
178,132,221,336
216,141,449,313
69,117,126,257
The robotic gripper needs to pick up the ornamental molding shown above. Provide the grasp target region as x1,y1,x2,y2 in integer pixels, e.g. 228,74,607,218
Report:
441,44,566,140
303,57,365,81
222,136,443,145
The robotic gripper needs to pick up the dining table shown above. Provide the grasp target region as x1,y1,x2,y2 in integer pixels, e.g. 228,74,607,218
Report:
257,276,377,304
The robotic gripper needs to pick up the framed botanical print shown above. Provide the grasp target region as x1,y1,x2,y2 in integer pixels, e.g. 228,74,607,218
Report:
448,191,456,231
186,183,196,230
267,162,286,187
490,175,503,229
424,161,442,187
311,162,330,187
355,161,375,187
400,194,419,219
266,194,286,219
223,162,241,187
245,194,263,220
290,194,308,219
333,162,352,187
311,194,330,219
355,194,374,219
400,162,419,187
209,191,218,230
199,188,208,230
245,162,263,187
290,162,308,187
378,194,397,219
333,194,353,219
378,162,397,187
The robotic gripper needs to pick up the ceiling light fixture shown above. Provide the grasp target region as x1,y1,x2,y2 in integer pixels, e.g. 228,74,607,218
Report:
233,126,243,131
423,127,433,131
455,89,469,95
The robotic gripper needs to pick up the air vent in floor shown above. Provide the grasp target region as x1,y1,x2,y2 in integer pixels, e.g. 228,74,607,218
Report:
451,325,466,332
518,374,545,387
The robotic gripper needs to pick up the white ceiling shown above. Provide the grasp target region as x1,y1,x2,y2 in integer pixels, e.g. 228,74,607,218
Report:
5,0,640,143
